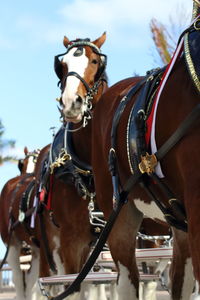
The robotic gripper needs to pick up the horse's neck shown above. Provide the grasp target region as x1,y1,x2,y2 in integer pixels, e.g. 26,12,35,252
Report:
72,81,108,165
72,121,92,165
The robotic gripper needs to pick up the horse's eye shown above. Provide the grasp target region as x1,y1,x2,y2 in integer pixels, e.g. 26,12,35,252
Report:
91,59,98,64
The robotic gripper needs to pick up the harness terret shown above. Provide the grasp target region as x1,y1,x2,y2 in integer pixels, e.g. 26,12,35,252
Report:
46,19,200,300
109,16,200,233
43,18,200,300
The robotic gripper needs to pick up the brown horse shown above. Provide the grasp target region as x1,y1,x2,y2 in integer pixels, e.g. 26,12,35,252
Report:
0,147,46,300
91,3,200,300
34,33,108,299
52,34,173,299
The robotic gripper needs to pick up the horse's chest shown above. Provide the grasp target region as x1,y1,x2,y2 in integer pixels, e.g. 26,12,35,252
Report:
133,198,166,222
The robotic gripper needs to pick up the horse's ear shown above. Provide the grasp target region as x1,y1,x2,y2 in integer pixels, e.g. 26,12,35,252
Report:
24,146,28,156
63,36,70,48
93,32,106,49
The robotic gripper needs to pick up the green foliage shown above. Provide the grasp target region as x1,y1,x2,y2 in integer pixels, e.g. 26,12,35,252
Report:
150,4,191,66
150,18,175,65
0,119,16,165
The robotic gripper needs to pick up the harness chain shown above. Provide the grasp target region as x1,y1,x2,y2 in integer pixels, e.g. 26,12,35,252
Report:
48,26,200,299
51,197,125,300
49,102,200,300
37,42,107,279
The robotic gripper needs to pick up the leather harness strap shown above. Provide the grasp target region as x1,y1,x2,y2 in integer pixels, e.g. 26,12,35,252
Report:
38,204,57,273
50,101,200,300
121,103,200,232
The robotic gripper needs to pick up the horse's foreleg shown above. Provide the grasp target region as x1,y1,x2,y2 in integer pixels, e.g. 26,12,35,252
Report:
25,246,41,300
59,226,92,300
7,239,26,300
170,228,194,300
81,283,107,300
142,281,157,300
39,238,64,299
108,201,143,300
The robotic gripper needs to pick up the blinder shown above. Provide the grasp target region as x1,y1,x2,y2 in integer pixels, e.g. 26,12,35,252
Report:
18,159,24,173
94,52,107,81
54,51,67,81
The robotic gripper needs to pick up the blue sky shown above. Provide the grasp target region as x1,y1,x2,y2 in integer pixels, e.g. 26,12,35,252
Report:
0,0,193,257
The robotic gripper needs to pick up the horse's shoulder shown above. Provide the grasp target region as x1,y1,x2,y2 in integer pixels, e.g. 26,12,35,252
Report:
2,176,21,190
96,76,143,111
0,176,21,205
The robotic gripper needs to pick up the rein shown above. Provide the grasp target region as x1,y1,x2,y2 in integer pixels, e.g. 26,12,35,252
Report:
50,103,200,300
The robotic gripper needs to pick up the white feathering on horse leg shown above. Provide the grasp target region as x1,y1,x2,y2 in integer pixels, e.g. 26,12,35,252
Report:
143,281,157,300
181,258,195,300
25,247,40,300
190,281,200,300
117,262,138,300
84,284,106,300
7,244,26,300
110,282,118,300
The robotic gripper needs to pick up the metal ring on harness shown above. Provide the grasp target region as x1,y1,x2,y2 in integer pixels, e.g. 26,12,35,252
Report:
194,18,200,30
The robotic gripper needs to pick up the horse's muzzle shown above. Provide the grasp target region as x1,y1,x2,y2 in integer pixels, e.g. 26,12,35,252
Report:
63,95,84,123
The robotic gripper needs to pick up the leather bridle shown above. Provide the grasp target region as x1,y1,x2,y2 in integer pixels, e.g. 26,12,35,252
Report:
55,39,107,127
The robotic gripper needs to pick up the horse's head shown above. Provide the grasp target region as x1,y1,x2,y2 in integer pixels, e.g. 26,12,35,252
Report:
18,147,40,174
54,33,107,124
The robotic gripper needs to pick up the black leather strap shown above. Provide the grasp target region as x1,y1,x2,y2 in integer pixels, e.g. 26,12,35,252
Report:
51,198,125,300
123,103,200,195
38,206,57,273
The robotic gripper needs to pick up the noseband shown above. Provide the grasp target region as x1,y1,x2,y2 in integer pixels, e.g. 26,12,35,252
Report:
55,39,107,128
66,71,91,93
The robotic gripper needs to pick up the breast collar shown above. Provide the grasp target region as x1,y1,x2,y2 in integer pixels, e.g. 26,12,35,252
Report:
49,124,92,176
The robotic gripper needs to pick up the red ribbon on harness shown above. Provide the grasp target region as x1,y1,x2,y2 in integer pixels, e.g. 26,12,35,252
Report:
39,189,46,202
145,43,184,146
46,174,53,211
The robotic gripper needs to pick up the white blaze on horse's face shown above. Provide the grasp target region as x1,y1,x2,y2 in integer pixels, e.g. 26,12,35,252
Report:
26,156,35,173
62,47,89,122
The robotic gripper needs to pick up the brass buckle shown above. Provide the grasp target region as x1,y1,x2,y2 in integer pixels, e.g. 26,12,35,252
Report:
138,152,157,175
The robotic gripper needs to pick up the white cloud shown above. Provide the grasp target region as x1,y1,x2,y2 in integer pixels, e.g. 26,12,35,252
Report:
59,0,192,31
6,0,192,49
